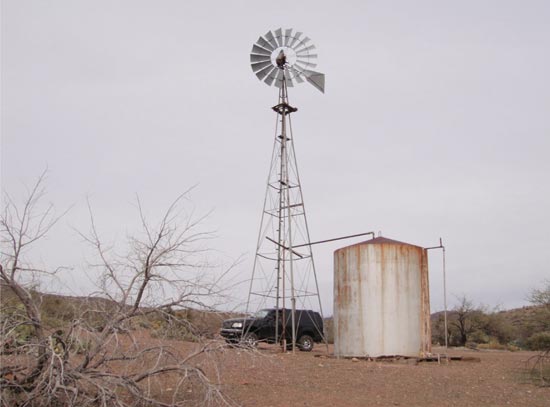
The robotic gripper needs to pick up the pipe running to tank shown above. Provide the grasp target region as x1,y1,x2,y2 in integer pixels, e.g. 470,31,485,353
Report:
267,231,376,250
426,238,448,349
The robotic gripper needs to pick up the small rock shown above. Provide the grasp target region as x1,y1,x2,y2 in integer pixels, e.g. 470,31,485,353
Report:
351,357,359,362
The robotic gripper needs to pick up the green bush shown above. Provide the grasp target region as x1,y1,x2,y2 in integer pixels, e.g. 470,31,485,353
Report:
477,340,506,350
42,315,67,330
527,332,550,351
10,323,34,344
1,301,35,347
40,296,77,322
151,319,198,342
469,330,490,344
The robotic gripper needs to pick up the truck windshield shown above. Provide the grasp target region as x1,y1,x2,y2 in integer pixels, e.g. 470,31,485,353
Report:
254,309,270,319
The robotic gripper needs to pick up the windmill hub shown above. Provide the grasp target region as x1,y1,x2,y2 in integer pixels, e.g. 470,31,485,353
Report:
273,48,295,68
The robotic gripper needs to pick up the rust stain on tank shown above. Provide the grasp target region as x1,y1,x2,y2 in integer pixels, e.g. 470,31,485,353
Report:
335,250,349,337
355,245,365,347
420,248,432,354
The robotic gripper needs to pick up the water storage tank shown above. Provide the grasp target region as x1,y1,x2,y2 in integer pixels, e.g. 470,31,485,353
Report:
334,237,431,357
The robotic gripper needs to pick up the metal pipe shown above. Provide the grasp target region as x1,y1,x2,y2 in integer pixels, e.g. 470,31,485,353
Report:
265,236,304,258
274,82,285,348
266,231,376,253
268,231,376,249
295,231,375,248
442,245,448,350
281,72,297,354
425,238,448,349
279,79,287,351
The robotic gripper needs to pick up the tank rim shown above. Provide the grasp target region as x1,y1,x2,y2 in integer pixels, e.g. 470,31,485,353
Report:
334,236,424,251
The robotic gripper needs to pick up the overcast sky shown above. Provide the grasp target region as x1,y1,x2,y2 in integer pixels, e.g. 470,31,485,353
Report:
2,0,549,315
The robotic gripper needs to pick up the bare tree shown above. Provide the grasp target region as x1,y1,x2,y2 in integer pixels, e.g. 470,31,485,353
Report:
527,279,550,332
524,280,550,386
0,172,62,392
449,295,485,346
529,280,550,306
0,174,238,406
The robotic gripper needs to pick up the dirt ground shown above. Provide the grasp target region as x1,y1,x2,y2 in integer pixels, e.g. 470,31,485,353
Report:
218,344,550,407
5,329,546,406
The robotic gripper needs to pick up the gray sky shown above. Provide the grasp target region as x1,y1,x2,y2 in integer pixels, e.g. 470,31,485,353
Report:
2,0,549,315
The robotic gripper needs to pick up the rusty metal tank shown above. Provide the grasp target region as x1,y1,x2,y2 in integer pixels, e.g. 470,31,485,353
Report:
333,237,431,357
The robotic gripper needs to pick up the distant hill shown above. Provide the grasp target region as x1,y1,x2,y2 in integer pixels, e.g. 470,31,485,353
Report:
0,283,239,338
3,283,547,346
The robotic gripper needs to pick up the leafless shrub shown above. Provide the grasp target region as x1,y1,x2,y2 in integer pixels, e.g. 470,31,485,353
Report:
523,282,550,386
524,350,550,387
0,173,239,406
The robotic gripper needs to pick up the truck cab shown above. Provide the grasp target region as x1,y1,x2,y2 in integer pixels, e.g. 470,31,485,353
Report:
220,308,324,351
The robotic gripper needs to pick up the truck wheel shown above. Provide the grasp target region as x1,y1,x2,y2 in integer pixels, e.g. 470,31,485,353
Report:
298,335,314,352
242,332,259,348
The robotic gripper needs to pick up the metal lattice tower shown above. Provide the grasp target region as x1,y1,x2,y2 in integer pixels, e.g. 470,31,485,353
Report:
246,28,326,350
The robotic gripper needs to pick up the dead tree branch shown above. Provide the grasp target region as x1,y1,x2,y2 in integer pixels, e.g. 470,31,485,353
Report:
1,176,238,406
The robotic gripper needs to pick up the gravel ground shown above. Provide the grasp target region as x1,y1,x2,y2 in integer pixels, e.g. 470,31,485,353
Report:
220,345,550,407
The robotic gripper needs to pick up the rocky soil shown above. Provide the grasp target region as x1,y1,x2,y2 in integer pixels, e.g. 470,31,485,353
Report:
219,344,549,407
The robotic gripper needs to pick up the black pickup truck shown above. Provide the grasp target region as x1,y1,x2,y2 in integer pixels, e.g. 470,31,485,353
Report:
220,308,324,351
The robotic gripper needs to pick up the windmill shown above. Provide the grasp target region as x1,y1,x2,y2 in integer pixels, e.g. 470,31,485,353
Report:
246,28,326,351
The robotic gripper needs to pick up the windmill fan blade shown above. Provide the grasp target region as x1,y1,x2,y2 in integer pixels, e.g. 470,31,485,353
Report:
256,36,275,51
295,59,317,68
286,73,294,87
288,31,302,48
284,29,292,46
250,54,271,63
296,53,318,59
252,44,271,56
273,69,285,88
299,44,316,53
264,31,279,49
277,69,284,82
251,60,273,72
256,64,274,81
294,37,312,54
274,28,284,47
302,69,325,93
264,67,279,86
